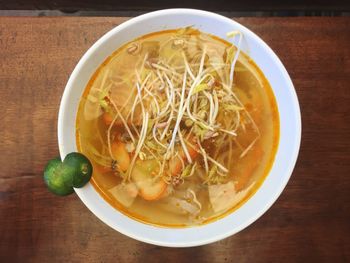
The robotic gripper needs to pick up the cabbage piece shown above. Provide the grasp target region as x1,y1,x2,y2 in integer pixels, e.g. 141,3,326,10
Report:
208,181,254,213
109,182,138,207
167,197,200,215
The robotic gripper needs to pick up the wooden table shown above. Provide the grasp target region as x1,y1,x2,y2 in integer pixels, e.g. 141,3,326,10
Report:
0,17,349,262
1,0,350,12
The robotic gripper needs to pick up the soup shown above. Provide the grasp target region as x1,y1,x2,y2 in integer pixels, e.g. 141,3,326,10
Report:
76,28,279,227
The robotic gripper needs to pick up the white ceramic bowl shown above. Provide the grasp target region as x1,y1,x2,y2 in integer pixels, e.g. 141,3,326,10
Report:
58,9,301,247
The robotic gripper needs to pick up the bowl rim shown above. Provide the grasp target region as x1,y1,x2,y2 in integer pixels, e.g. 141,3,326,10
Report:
58,8,301,247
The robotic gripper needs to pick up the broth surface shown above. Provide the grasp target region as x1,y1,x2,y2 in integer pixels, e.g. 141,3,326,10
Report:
76,28,279,227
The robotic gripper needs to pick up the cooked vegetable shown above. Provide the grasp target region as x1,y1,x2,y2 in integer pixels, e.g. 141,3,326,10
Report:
75,27,280,226
131,160,167,201
102,111,113,125
169,142,199,176
109,182,138,207
111,141,130,172
208,181,255,213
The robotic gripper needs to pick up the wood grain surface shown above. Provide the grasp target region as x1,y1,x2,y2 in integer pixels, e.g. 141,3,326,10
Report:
1,0,349,12
0,17,349,263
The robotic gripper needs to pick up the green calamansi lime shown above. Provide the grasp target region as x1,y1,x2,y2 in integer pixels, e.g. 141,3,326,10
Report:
43,152,93,196
43,157,74,196
63,152,93,188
